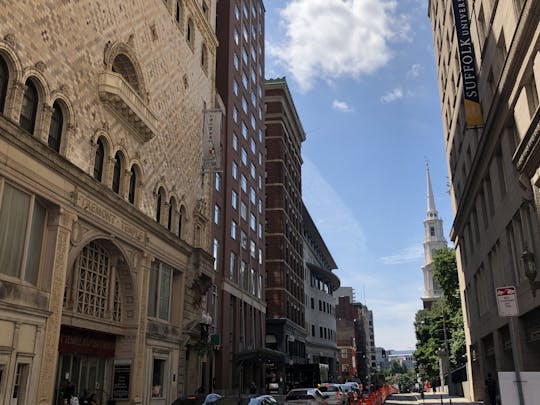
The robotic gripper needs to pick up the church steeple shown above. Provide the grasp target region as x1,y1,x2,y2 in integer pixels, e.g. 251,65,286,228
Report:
426,162,437,218
421,162,446,310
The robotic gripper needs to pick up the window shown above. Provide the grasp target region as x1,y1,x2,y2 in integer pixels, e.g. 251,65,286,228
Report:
234,29,239,45
241,231,247,249
233,54,239,70
0,182,46,285
232,161,238,179
242,95,248,113
148,260,173,320
241,175,247,192
20,80,38,134
215,172,221,191
229,252,237,281
258,199,262,214
258,274,262,299
241,201,247,220
250,137,256,154
48,101,63,152
231,220,238,239
234,3,240,19
258,248,262,265
93,139,105,181
0,57,8,113
187,18,194,48
250,187,256,204
201,44,208,72
213,238,219,271
242,49,248,66
112,152,122,194
241,148,248,165
242,122,248,138
214,204,220,224
128,166,137,204
312,325,315,336
258,223,262,239
156,188,165,223
12,363,29,403
250,162,256,179
175,0,183,24
232,190,238,209
233,80,239,96
250,240,256,258
74,241,122,321
233,106,238,122
233,133,238,150
240,261,246,289
250,268,255,294
151,358,166,398
250,212,256,231
168,198,175,231
242,71,248,88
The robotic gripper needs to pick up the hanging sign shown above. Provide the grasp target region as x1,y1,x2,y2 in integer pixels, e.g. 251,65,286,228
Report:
452,0,483,127
202,109,223,172
496,286,519,317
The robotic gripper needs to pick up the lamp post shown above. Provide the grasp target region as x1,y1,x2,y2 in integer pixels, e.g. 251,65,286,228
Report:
521,247,540,297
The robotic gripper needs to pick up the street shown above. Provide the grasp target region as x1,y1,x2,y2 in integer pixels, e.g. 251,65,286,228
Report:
383,393,483,405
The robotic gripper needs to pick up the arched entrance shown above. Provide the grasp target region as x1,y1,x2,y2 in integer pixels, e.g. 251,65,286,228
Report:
55,239,136,404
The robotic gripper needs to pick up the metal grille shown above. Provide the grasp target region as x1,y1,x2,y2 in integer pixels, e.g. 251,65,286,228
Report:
75,241,122,321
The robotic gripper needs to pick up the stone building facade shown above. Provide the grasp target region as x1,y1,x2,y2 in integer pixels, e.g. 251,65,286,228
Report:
428,0,540,400
0,1,218,404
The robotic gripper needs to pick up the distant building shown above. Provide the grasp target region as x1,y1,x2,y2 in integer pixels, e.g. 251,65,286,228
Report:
387,350,416,371
421,165,446,310
303,203,340,382
375,347,389,371
335,288,376,382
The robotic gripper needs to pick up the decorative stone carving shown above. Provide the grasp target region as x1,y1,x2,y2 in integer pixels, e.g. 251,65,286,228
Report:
4,33,15,47
195,198,207,218
190,273,212,306
35,61,46,72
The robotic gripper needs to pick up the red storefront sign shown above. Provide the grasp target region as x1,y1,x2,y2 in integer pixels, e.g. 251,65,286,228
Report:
59,326,116,357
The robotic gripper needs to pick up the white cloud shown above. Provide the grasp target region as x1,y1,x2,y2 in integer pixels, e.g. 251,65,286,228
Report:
407,63,423,78
380,244,423,265
380,87,404,103
332,99,352,112
268,0,410,91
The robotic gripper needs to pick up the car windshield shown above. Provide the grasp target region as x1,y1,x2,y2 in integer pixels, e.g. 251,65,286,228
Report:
286,391,312,401
319,386,339,393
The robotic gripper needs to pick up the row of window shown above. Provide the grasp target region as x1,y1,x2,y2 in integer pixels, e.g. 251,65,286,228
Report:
310,324,336,341
309,297,335,316
0,57,67,154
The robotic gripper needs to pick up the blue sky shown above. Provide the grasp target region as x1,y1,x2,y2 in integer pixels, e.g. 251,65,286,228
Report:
264,0,454,350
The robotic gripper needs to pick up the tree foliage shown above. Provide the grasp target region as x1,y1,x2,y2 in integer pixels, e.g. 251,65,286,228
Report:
414,248,466,383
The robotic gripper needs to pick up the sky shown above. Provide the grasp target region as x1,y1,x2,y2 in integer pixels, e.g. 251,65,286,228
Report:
263,0,454,350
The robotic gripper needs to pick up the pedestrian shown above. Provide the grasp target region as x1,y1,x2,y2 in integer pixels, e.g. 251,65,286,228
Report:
249,381,257,395
485,373,497,405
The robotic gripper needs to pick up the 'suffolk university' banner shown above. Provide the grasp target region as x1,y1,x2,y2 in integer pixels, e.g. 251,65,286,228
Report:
202,109,222,172
452,0,483,127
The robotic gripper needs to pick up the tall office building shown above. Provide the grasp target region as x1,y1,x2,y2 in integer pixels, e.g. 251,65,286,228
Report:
264,78,307,386
213,0,268,393
429,0,540,400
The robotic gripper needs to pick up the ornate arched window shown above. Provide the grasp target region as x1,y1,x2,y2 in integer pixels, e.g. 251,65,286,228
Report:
48,101,63,152
168,198,177,231
73,241,122,321
112,54,140,94
20,79,38,134
94,138,105,181
0,57,8,114
187,18,194,47
178,206,184,239
112,152,122,194
128,166,137,204
175,0,183,25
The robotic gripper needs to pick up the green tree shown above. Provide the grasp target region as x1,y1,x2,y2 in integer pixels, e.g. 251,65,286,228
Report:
414,248,466,382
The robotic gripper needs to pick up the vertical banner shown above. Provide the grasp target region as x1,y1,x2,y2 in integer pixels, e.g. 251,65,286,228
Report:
452,0,483,127
202,109,223,172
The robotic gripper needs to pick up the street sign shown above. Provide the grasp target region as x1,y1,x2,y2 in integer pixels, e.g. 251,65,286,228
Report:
496,286,519,317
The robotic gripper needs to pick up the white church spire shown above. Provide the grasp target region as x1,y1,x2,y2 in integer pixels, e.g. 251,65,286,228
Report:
421,162,446,310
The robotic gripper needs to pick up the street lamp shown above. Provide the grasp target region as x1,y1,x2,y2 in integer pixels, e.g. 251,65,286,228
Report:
521,247,540,297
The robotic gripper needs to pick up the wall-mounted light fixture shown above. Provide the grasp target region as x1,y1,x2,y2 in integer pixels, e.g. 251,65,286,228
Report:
521,248,540,297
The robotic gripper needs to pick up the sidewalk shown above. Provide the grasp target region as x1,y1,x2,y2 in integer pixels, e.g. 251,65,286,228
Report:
384,392,483,405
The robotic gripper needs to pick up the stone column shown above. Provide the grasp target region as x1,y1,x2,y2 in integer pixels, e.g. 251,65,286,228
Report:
129,253,153,404
37,208,76,405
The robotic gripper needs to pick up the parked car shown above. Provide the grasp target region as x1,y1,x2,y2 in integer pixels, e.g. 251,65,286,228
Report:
317,384,346,405
285,388,328,405
248,395,278,405
338,383,358,403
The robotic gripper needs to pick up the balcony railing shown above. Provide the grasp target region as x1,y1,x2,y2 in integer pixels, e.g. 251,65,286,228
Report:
98,72,158,142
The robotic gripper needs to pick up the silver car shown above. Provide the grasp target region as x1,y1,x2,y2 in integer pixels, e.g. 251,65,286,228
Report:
285,388,328,405
317,384,346,405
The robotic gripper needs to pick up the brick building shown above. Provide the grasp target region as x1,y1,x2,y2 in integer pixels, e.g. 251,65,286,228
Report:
264,78,306,386
0,1,218,404
212,0,268,394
